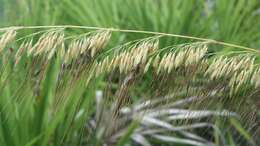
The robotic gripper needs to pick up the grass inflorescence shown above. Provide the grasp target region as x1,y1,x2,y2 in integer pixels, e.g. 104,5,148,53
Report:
0,26,259,146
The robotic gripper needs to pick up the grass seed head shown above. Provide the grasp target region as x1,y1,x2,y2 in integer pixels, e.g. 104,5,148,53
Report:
0,29,17,52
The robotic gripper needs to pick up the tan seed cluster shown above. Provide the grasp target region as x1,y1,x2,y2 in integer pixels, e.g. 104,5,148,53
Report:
251,68,260,88
64,31,111,63
205,56,258,93
6,27,259,94
205,56,254,80
229,67,254,93
0,29,17,52
28,30,64,59
156,45,207,74
15,40,33,65
96,40,159,75
95,57,109,76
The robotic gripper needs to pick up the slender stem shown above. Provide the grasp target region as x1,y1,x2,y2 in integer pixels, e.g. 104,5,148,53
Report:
0,25,259,53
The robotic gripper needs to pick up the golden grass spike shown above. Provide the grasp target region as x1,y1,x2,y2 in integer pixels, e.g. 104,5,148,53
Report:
89,30,111,57
125,53,133,73
164,52,172,71
118,51,126,73
153,54,160,68
59,43,65,59
28,30,63,58
95,61,102,77
100,57,107,74
144,58,153,73
157,53,167,74
15,40,33,65
174,51,185,68
80,38,88,54
15,42,25,65
185,49,194,66
48,32,64,60
251,68,260,88
204,54,257,95
70,40,80,59
26,39,33,56
167,53,175,73
0,29,16,52
65,35,91,63
107,40,159,74
156,44,208,74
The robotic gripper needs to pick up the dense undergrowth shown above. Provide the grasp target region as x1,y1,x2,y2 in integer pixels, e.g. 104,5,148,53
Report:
0,0,259,146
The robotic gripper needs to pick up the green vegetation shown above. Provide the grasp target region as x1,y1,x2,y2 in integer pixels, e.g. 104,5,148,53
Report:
0,0,259,146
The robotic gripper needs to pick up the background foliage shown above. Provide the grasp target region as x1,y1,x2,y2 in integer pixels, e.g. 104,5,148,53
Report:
0,0,259,146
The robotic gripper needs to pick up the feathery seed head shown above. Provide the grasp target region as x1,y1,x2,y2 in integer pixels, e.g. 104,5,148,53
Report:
0,29,17,52
29,30,64,59
153,54,160,68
